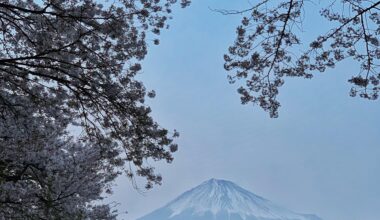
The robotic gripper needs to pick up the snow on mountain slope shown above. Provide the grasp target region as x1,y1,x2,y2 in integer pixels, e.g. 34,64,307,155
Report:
137,179,322,220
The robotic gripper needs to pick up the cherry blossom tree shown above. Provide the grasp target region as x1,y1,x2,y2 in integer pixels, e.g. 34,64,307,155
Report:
0,108,118,219
224,0,380,117
0,0,189,218
0,0,190,187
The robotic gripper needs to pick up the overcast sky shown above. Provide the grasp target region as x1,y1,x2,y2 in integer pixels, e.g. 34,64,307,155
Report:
107,1,380,220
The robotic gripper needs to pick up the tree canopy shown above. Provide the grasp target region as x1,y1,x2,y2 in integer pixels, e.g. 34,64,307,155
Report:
0,0,189,218
1,110,118,219
224,0,380,117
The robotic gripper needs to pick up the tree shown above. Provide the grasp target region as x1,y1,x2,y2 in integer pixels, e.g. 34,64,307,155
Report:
223,0,380,117
0,0,190,218
0,108,118,219
0,0,189,187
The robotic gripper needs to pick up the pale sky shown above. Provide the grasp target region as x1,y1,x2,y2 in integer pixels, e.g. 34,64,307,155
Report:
107,1,380,220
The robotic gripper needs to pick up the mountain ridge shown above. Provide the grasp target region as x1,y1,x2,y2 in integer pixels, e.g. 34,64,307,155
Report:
137,178,322,220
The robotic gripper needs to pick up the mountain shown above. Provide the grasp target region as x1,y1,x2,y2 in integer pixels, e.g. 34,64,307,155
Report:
137,178,322,220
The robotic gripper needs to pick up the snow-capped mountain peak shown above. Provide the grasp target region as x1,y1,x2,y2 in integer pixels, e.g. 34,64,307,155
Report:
138,179,322,220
